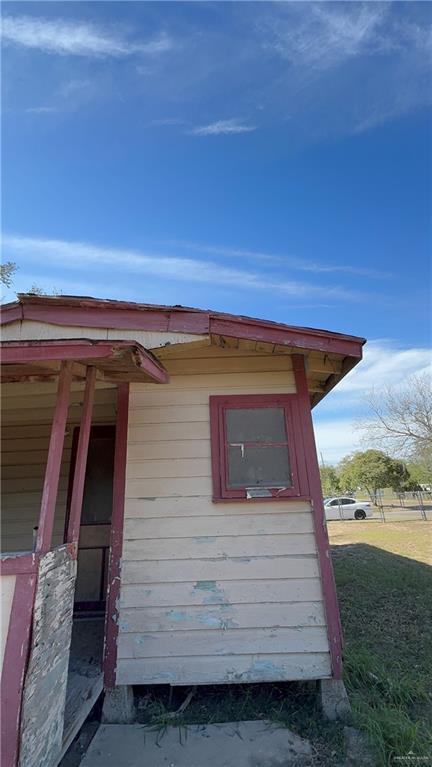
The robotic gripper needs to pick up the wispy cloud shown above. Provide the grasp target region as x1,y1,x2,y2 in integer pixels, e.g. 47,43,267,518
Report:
24,105,59,115
189,118,257,136
1,15,173,58
263,4,392,70
166,240,392,279
2,233,365,303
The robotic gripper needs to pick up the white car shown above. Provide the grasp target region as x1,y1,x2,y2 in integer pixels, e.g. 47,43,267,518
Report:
324,497,373,520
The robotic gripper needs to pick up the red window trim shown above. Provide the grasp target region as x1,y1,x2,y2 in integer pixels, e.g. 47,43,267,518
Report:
210,394,309,502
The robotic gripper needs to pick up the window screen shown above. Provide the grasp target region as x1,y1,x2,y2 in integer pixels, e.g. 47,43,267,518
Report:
225,407,292,488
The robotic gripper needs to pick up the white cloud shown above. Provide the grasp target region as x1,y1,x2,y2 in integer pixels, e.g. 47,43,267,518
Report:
1,15,173,58
313,418,363,465
189,118,257,136
313,340,432,462
2,233,364,303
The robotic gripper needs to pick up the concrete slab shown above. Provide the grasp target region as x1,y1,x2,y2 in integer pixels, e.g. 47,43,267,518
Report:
80,720,313,767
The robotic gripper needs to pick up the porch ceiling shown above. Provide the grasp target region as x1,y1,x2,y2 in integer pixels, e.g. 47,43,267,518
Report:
0,339,169,384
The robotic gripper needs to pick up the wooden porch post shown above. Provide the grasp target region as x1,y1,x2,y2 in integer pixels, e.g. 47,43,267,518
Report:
104,383,130,689
35,360,73,554
66,366,97,544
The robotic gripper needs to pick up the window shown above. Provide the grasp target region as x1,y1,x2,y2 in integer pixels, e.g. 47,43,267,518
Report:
210,394,308,501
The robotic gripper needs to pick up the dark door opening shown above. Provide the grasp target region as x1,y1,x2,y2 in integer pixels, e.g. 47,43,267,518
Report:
65,425,116,614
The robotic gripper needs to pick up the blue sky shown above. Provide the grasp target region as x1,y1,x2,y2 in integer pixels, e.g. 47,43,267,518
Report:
2,1,431,461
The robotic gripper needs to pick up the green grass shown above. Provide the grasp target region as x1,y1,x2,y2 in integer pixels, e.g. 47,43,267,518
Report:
331,525,432,765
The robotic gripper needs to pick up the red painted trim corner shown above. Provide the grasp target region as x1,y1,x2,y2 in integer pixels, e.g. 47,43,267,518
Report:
103,384,129,688
292,354,344,679
0,572,37,767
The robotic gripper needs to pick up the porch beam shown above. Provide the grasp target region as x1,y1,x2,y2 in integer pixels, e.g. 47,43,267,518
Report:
36,360,73,553
66,366,97,544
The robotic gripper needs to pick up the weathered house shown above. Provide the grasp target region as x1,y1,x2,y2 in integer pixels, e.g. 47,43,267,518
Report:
0,294,365,767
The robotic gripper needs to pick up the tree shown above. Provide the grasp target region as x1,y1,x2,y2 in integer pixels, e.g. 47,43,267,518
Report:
361,374,432,459
338,449,408,503
319,465,341,497
0,261,17,288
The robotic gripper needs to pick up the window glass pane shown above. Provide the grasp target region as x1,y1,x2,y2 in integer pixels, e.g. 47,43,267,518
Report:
226,407,287,443
227,445,292,488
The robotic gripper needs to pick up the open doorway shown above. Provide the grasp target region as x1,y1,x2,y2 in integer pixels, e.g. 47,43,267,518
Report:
61,425,116,757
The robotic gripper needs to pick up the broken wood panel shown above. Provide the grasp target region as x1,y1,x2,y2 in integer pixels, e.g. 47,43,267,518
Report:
119,601,326,633
120,578,324,609
123,533,317,561
2,318,207,349
118,626,330,659
18,546,77,767
116,652,332,686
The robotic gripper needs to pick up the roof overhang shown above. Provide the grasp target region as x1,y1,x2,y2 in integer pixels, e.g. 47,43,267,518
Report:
0,339,169,384
0,294,366,402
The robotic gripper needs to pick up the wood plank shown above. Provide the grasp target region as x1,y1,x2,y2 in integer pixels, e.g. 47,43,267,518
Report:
1,404,115,425
1,388,115,411
124,512,313,539
1,449,71,466
116,652,332,685
122,555,319,585
118,626,329,658
119,601,325,632
164,356,293,376
131,405,209,425
126,458,211,480
123,533,317,561
124,497,311,519
128,422,210,443
60,675,103,763
130,371,296,391
1,476,68,494
126,476,212,497
119,578,323,608
127,440,211,461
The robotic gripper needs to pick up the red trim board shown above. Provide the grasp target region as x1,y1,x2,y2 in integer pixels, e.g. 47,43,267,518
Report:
36,361,73,553
103,384,129,688
0,295,365,361
292,354,343,679
66,367,96,544
0,573,37,767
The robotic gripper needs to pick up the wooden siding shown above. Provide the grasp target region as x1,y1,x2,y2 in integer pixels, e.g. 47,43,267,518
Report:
1,381,116,553
117,365,332,685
